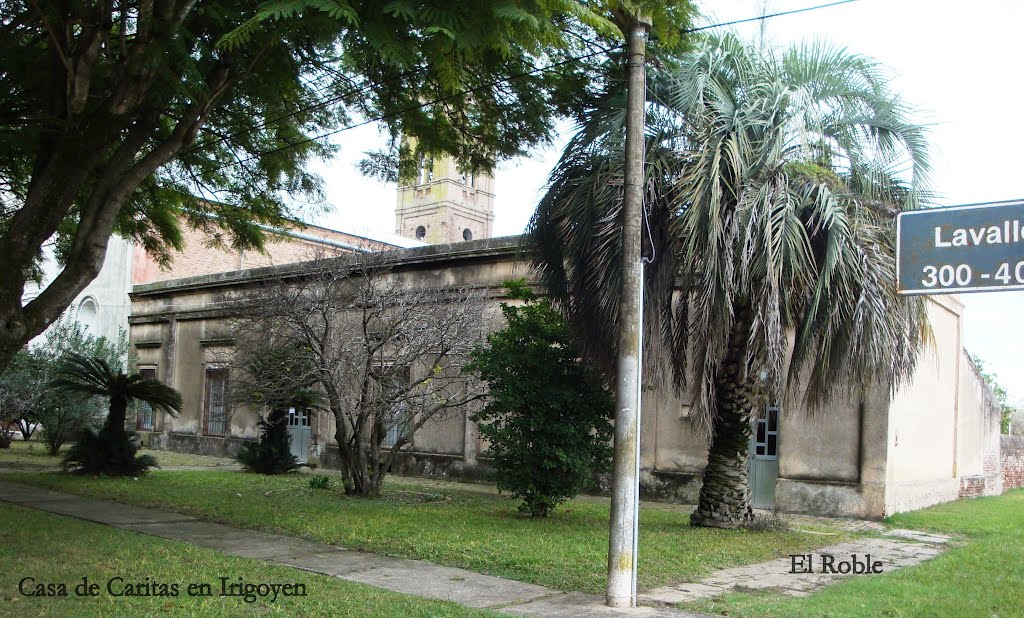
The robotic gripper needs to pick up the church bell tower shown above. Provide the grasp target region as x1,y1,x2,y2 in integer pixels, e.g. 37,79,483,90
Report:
395,153,495,244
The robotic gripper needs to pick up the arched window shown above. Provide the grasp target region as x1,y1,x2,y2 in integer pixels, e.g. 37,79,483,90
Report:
417,154,433,184
77,297,98,335
462,228,473,241
415,225,426,240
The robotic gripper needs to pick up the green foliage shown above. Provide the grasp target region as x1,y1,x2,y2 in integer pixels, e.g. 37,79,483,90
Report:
62,426,158,477
971,354,1015,434
530,32,932,426
308,474,332,490
35,316,133,454
230,345,324,415
236,409,299,475
466,280,614,517
0,349,42,447
0,315,129,453
223,0,697,182
52,353,182,476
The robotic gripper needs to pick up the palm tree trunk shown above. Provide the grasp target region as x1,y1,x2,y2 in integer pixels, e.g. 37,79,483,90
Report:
106,395,129,436
691,312,757,529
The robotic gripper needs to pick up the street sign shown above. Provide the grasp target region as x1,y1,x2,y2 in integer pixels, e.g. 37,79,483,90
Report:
897,200,1024,295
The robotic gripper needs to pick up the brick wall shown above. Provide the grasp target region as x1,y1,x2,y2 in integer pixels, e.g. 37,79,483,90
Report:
133,220,395,284
1003,435,1024,490
959,475,988,498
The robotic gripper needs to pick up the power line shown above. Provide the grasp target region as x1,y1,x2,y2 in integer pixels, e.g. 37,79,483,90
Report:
184,69,419,156
209,42,624,174
686,0,858,35
205,0,860,173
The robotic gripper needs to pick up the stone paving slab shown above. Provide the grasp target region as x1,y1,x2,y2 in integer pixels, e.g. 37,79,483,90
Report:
342,562,554,609
276,549,400,577
30,497,199,525
641,536,946,605
884,528,951,544
121,520,335,560
505,592,705,617
0,482,82,503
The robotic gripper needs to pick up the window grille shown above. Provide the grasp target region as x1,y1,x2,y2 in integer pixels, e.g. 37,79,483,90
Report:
204,368,229,437
136,368,158,431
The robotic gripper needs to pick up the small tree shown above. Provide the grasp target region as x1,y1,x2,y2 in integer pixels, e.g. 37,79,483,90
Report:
971,354,1015,434
0,349,42,447
236,410,299,475
467,280,614,517
51,354,182,476
232,347,320,475
37,316,130,453
230,252,485,496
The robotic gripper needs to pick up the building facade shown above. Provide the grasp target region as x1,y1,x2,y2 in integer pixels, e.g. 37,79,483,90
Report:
127,236,1005,519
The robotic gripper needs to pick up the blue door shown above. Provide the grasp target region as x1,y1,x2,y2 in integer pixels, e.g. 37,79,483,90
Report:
287,407,311,464
749,406,779,509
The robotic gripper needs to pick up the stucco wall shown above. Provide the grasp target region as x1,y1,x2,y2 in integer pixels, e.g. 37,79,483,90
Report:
883,295,962,513
129,238,529,465
25,236,134,347
128,236,988,518
957,351,1003,497
774,384,891,518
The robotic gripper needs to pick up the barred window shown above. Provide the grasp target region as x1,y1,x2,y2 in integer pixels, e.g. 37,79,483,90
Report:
379,367,411,448
136,367,158,431
204,368,229,437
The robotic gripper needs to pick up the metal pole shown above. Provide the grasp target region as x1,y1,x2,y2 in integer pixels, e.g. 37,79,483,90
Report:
606,15,650,609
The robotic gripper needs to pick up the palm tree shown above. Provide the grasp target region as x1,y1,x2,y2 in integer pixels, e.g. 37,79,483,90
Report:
529,33,931,528
51,353,182,434
51,353,181,475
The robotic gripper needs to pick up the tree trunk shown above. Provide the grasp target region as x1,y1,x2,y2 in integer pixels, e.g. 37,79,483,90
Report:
691,311,757,529
333,416,383,497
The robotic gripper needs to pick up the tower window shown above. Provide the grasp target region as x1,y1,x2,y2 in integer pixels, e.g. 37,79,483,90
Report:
417,154,434,184
415,225,426,240
463,228,473,241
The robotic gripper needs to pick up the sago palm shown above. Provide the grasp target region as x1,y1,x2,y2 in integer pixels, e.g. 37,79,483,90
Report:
51,353,182,434
528,33,932,527
52,353,182,476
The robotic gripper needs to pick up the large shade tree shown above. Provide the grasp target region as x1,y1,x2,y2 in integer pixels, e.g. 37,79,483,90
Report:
0,0,696,373
529,33,932,528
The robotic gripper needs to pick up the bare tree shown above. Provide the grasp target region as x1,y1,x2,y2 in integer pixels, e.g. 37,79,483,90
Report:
228,252,485,496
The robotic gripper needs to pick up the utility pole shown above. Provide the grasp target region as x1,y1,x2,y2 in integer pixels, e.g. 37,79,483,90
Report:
606,13,650,609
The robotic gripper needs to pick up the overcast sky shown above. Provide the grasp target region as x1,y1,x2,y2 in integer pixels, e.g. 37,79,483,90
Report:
308,0,1024,402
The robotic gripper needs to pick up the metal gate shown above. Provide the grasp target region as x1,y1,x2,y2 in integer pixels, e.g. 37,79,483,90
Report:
286,407,311,464
749,405,779,509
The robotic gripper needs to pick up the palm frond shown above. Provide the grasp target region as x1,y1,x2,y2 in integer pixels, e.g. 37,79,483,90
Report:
530,30,933,431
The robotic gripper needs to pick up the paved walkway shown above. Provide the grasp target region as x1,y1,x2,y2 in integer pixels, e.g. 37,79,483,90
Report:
641,532,949,605
0,480,707,617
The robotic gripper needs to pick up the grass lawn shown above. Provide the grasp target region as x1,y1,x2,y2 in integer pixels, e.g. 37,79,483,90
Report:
0,502,499,617
684,489,1024,617
0,470,849,595
0,440,236,470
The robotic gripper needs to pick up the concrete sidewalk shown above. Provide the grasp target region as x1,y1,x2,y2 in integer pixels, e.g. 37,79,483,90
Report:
0,480,709,617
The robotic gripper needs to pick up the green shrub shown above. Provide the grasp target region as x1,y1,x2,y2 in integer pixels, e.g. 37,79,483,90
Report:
63,426,157,476
466,280,614,517
237,409,298,474
309,474,331,490
51,353,181,476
